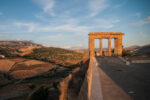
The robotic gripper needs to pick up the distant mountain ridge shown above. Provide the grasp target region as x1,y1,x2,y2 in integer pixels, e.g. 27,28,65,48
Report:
124,44,150,56
133,44,150,56
124,45,141,51
0,40,41,46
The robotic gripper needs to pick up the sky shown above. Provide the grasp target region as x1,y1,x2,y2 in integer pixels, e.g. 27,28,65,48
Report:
0,0,150,49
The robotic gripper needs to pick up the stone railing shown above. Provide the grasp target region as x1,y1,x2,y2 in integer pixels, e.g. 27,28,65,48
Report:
78,57,103,100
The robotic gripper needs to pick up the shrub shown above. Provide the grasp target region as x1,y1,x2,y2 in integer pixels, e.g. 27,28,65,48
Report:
26,86,49,100
28,83,36,90
53,82,59,89
122,50,131,57
3,73,12,80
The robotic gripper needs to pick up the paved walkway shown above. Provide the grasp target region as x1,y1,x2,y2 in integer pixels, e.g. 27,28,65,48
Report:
96,56,150,100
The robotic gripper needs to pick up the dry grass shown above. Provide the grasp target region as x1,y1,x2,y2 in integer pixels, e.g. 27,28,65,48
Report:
0,58,56,79
19,46,41,56
11,70,38,79
0,59,15,72
9,59,56,79
10,58,27,63
0,45,88,100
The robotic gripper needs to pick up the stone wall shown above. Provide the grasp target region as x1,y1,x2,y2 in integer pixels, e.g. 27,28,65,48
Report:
77,58,92,100
78,57,103,100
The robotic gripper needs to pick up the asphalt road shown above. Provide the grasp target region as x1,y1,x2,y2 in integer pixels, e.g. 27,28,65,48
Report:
96,56,150,100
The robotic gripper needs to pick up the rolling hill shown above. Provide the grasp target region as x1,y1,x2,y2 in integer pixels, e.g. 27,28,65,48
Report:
24,47,83,66
124,44,150,57
133,44,150,56
0,41,41,57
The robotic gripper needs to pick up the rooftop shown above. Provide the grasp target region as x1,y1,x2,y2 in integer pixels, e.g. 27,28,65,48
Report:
89,32,125,35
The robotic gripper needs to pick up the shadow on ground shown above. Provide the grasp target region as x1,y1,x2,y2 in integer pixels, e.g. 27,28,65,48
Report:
96,56,150,100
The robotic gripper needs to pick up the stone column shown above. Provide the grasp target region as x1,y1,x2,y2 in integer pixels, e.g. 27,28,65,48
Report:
89,37,90,56
114,38,118,55
99,38,103,56
108,38,111,56
117,37,123,56
89,37,95,57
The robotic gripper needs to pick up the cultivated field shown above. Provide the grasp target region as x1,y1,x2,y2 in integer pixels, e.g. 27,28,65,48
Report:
0,41,88,100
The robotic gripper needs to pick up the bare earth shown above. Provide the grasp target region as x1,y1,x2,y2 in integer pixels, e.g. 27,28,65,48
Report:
96,56,150,100
0,60,15,72
0,58,56,79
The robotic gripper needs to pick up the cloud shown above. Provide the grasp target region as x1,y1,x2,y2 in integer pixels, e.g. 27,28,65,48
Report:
33,0,55,16
95,19,113,28
0,34,15,40
12,21,91,34
130,12,141,18
36,24,90,33
145,16,150,21
39,34,87,49
88,0,109,17
15,22,37,32
132,16,150,27
135,13,141,18
39,34,64,41
0,16,120,35
92,18,120,29
132,23,137,27
60,45,87,50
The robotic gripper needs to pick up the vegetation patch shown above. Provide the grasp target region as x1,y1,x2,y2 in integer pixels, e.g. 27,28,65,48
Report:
122,50,131,57
67,56,89,99
0,47,20,57
26,86,49,100
24,47,83,66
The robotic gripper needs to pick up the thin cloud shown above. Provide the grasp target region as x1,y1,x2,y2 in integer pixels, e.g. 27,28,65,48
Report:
13,21,91,33
40,34,65,41
92,18,120,29
33,0,55,16
132,23,137,26
130,12,141,18
135,13,141,18
14,22,37,32
88,0,109,17
38,24,91,33
145,16,150,21
132,16,150,27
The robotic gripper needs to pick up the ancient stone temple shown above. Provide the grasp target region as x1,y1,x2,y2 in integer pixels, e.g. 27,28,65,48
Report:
89,32,124,57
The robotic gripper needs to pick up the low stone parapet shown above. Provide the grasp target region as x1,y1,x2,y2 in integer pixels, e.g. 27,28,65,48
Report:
78,57,103,100
78,58,92,100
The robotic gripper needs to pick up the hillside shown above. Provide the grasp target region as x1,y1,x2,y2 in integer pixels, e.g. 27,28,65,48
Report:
124,45,141,52
123,44,150,57
0,45,87,100
24,47,83,66
0,41,41,57
133,44,150,56
0,41,41,46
